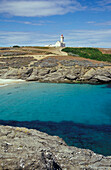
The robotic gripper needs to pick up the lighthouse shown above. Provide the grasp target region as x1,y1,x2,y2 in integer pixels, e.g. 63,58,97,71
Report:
61,34,64,43
45,34,66,47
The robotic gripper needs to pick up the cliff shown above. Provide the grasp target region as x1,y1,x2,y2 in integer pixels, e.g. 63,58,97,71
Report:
0,56,111,84
0,125,111,170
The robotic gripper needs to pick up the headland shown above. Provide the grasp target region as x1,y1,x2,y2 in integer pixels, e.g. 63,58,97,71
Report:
0,46,111,169
0,46,111,85
0,125,111,169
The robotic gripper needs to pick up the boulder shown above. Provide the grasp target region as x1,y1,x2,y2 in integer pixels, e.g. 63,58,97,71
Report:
94,75,111,82
65,74,77,80
82,68,96,80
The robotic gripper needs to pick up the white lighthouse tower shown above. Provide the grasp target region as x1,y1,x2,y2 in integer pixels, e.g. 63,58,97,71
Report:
60,34,65,47
61,34,64,43
54,34,65,47
45,34,66,47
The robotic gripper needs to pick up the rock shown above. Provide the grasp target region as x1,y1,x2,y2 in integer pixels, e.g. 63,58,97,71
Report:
2,68,19,79
107,68,111,74
82,68,96,80
0,125,111,170
39,58,58,68
40,62,58,68
43,72,63,82
72,67,81,75
0,52,26,56
93,68,111,82
65,74,77,80
50,68,57,73
60,60,76,66
0,55,111,84
26,75,38,81
94,75,111,82
20,68,33,79
95,68,111,77
26,69,38,81
38,68,50,76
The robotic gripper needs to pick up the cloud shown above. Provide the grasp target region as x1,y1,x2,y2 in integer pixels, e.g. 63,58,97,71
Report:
0,19,50,26
0,29,111,48
87,21,96,24
0,0,86,17
0,31,58,46
90,0,111,11
97,21,111,26
87,20,111,26
65,29,111,47
97,0,111,6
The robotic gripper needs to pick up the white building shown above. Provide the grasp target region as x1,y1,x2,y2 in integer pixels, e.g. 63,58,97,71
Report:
45,35,66,47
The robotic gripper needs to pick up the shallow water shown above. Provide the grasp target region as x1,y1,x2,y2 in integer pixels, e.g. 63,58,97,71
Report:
0,82,111,155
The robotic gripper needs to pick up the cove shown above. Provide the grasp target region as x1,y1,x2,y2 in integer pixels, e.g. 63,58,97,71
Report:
0,82,111,156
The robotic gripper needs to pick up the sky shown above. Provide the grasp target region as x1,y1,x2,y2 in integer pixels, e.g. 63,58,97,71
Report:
0,0,111,47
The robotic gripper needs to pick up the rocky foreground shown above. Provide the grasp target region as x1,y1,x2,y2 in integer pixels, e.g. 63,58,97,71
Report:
0,56,111,84
0,125,111,170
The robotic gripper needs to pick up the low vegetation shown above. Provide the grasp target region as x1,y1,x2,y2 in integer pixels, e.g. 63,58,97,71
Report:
13,45,20,48
62,47,111,62
31,46,50,49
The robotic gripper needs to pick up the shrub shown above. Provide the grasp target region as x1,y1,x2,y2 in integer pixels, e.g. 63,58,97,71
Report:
62,47,111,62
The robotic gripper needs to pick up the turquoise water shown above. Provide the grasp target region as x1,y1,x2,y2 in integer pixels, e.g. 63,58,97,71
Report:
0,82,111,155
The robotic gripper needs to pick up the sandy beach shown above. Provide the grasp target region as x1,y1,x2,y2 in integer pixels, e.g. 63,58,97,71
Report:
0,79,25,86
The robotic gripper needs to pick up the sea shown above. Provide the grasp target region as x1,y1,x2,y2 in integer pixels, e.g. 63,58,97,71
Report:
0,82,111,156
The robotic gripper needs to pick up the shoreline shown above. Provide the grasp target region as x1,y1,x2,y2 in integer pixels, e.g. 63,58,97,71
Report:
0,79,25,87
0,78,110,87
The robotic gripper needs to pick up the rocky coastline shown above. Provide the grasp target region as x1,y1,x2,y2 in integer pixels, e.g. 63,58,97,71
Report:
0,56,111,84
0,48,111,169
0,125,111,170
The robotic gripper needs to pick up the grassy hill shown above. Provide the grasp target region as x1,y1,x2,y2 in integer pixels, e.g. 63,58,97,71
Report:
62,47,111,62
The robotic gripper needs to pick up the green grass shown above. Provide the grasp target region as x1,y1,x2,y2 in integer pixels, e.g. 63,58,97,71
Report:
62,47,111,62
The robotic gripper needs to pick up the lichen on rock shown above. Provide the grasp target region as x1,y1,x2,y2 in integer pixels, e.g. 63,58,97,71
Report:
0,125,111,170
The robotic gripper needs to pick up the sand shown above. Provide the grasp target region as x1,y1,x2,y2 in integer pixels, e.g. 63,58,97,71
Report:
0,79,25,86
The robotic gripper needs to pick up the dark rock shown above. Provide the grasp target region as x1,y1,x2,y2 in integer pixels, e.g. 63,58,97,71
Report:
39,58,58,68
40,62,58,68
60,60,76,66
0,52,26,56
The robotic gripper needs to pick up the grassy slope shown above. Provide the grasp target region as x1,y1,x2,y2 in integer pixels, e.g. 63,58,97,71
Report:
62,47,111,62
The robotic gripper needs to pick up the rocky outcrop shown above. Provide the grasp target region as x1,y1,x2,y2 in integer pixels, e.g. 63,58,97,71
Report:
0,57,111,84
0,125,111,170
26,66,111,83
81,67,111,83
1,68,19,79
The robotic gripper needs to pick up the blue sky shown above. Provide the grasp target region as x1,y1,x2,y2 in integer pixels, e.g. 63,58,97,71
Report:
0,0,111,47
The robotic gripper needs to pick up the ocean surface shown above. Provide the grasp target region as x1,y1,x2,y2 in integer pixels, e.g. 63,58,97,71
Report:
0,82,111,156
